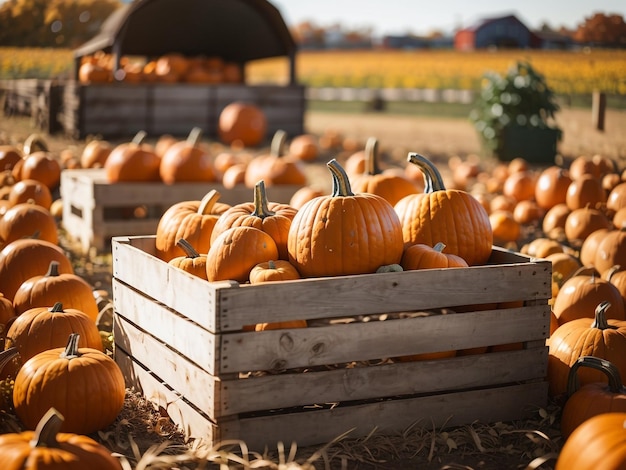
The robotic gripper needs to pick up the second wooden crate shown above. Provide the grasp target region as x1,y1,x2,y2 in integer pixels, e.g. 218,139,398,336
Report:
60,169,300,253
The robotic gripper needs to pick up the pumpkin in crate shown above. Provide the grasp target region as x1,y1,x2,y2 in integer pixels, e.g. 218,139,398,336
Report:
0,238,74,301
206,226,279,283
12,261,99,320
349,137,419,207
561,356,626,440
80,139,112,169
5,302,103,365
556,412,626,470
0,407,123,469
0,202,58,245
168,239,208,280
210,180,297,260
548,301,626,399
401,242,469,270
244,130,307,188
155,190,231,262
20,151,61,191
104,130,161,183
395,153,493,266
13,333,125,434
288,159,404,278
159,127,217,184
218,101,267,147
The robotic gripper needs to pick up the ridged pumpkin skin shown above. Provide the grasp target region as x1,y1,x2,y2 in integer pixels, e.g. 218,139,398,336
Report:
249,259,301,283
168,239,208,280
556,412,626,470
13,333,125,434
0,408,123,470
288,159,404,278
210,180,297,260
395,153,493,266
401,242,469,270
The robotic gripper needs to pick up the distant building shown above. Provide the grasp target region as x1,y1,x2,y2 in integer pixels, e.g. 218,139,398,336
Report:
454,14,542,50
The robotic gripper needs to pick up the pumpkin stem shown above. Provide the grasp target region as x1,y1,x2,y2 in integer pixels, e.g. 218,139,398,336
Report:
131,130,148,145
270,130,287,157
176,239,200,258
606,265,622,282
0,347,19,372
567,356,625,397
45,260,60,277
268,260,276,270
327,159,355,197
591,301,615,330
197,189,221,215
433,242,447,253
407,152,446,193
60,333,81,359
30,408,64,449
364,137,380,175
187,126,203,146
49,302,64,313
251,180,276,219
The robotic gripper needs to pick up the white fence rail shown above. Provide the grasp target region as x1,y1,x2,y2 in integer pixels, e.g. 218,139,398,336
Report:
306,87,476,104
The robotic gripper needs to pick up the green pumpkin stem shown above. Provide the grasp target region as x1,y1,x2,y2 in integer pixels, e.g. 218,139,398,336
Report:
45,260,60,277
327,159,354,197
60,333,81,359
407,152,446,193
251,180,276,219
591,301,614,330
433,242,447,253
567,355,625,397
49,302,64,313
186,126,203,146
131,130,147,145
364,137,380,175
268,260,277,270
176,239,200,258
197,189,220,215
30,408,64,449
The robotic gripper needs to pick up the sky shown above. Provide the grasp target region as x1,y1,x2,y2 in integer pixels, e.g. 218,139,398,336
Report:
270,0,626,36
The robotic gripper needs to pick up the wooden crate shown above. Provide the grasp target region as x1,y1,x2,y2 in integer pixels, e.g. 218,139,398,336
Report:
112,235,552,450
60,169,300,253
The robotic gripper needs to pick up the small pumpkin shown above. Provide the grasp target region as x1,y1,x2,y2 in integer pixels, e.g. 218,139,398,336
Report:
560,356,626,440
566,174,607,211
104,130,161,183
20,151,61,190
8,178,53,209
218,101,267,147
249,259,301,284
564,205,612,246
159,127,216,184
288,159,404,278
401,242,469,270
0,202,58,245
595,227,626,275
288,134,319,161
168,239,208,280
534,166,572,210
0,407,123,469
395,153,493,266
13,333,125,434
80,139,112,169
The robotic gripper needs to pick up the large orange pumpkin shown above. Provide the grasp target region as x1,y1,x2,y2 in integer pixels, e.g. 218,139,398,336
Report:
0,202,58,245
394,153,493,266
287,159,404,278
218,102,267,147
104,131,161,183
20,151,61,191
159,127,216,184
210,180,297,260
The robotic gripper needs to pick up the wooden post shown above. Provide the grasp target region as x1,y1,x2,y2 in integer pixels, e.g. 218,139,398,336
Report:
592,90,606,131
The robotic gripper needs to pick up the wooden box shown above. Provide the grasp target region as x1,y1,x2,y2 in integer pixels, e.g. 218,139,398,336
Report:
112,235,552,450
60,169,300,253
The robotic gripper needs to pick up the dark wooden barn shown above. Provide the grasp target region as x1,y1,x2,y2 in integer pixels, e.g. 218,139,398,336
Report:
454,14,542,51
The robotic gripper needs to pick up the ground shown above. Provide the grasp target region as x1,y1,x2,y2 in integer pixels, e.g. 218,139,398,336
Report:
2,105,626,469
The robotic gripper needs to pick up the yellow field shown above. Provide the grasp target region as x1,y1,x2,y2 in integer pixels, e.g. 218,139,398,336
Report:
1,47,624,96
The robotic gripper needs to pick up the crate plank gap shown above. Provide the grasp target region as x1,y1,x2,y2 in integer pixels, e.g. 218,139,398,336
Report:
60,169,300,254
112,235,552,450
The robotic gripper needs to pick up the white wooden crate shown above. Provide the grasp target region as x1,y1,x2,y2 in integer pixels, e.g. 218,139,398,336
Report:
60,169,300,253
112,236,552,450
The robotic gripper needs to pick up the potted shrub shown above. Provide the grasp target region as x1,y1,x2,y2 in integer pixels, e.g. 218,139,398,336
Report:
469,61,562,163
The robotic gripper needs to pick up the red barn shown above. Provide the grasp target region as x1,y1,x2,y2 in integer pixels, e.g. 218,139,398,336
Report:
454,14,542,50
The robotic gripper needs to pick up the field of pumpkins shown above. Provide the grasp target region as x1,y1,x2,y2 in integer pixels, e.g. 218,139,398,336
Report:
1,107,626,469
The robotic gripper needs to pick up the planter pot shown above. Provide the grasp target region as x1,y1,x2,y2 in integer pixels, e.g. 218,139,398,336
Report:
495,126,561,164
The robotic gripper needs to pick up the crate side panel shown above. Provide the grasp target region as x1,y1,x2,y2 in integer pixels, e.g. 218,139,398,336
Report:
226,382,548,450
218,348,547,416
116,349,219,440
113,279,218,374
219,305,549,373
114,313,218,416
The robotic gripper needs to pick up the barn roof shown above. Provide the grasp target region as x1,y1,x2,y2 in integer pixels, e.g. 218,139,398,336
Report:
73,0,297,63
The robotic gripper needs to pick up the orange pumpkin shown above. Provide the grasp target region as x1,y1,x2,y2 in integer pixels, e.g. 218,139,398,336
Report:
104,131,161,183
218,102,267,147
0,202,58,245
80,139,112,169
564,206,612,246
595,227,626,275
249,259,301,284
206,226,279,283
401,242,469,270
534,166,572,210
395,153,493,266
159,127,216,184
7,178,53,209
288,159,404,278
288,134,319,162
566,174,607,211
0,145,23,171
168,239,208,280
210,180,297,260
20,151,61,191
